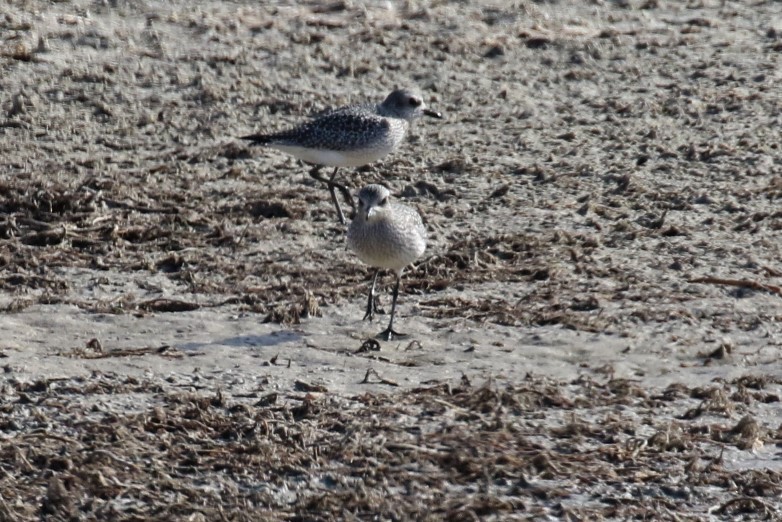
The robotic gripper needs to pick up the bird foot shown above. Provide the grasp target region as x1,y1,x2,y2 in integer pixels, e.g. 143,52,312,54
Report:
377,327,406,342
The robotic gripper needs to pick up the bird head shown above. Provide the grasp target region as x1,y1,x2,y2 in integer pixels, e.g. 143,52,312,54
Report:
381,89,442,121
356,184,392,222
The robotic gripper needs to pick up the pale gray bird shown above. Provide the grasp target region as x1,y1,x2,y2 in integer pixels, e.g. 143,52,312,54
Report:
347,184,427,340
240,89,442,224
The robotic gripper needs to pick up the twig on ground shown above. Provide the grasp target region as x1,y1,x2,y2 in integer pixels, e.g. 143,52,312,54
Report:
688,276,782,296
360,368,399,386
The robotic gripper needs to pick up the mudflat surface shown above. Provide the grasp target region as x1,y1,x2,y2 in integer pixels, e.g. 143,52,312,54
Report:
1,1,781,520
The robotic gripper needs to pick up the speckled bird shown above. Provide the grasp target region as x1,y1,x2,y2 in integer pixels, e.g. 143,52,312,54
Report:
240,89,442,224
347,184,427,340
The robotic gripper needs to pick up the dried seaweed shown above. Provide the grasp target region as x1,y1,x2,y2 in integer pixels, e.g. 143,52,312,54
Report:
1,374,779,520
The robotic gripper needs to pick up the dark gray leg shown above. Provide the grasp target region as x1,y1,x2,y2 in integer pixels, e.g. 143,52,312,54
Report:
308,166,354,224
363,269,380,321
329,167,356,219
378,273,405,341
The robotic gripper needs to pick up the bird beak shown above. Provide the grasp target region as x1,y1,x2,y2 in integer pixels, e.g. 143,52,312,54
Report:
366,206,377,220
423,108,442,119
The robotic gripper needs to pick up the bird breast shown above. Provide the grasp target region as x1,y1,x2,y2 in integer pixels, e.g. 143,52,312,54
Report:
348,211,426,273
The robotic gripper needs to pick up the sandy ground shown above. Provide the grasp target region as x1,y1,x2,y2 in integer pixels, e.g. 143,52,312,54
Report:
1,0,781,519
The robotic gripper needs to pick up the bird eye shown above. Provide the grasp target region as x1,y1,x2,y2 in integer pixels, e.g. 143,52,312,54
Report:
408,97,422,107
379,197,389,206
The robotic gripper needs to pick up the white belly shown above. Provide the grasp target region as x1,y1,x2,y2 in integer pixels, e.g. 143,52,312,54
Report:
272,145,394,168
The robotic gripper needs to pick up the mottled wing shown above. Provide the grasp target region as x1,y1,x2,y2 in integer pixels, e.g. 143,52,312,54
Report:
267,111,391,151
416,212,427,241
396,204,427,243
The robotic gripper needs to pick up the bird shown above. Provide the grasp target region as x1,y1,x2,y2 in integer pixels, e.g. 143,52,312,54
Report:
347,184,427,340
240,88,442,224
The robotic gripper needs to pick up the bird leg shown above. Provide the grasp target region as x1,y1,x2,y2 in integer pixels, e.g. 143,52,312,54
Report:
378,273,406,341
308,166,355,224
329,167,356,219
363,269,381,321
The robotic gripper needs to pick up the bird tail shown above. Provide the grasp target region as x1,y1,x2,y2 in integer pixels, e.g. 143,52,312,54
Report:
239,133,273,145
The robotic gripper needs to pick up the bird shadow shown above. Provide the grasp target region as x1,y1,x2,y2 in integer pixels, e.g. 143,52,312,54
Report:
178,331,301,352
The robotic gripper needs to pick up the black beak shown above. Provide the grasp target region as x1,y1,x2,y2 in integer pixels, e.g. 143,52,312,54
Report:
423,108,443,119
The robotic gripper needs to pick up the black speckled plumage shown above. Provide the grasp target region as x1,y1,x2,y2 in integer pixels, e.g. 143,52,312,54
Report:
254,110,395,152
240,88,441,155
